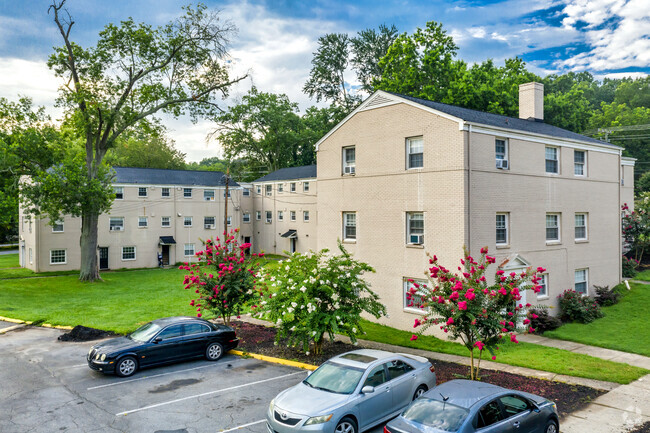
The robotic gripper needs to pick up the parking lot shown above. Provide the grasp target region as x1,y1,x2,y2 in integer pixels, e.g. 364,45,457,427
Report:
0,323,308,433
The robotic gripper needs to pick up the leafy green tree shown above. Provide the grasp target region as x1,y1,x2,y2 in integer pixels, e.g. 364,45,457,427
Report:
104,121,186,169
22,1,246,281
256,243,386,356
350,24,399,92
614,76,650,109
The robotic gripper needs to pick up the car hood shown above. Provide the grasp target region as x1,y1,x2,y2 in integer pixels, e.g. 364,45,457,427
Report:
274,382,352,416
92,336,141,354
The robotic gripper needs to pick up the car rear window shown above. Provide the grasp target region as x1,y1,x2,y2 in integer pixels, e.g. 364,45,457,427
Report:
339,353,377,363
402,398,469,432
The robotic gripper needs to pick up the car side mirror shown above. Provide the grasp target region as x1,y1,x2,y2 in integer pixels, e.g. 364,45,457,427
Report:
361,386,375,394
530,402,541,413
153,337,163,343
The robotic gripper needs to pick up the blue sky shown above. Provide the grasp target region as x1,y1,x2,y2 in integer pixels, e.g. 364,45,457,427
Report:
0,0,648,161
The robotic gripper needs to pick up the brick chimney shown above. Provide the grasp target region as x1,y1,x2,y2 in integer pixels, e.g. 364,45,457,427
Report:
519,82,544,121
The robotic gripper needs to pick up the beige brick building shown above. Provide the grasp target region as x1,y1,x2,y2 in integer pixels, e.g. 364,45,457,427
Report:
314,85,633,329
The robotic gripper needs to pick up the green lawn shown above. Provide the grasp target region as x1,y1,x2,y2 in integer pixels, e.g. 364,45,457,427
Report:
633,269,650,281
544,282,650,357
0,253,19,268
359,319,648,384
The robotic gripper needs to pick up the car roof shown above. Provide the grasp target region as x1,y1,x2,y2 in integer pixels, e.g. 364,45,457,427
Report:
423,380,506,409
331,349,405,367
150,316,210,326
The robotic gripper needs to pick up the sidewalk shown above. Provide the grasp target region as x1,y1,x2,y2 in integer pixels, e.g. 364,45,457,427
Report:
518,333,650,370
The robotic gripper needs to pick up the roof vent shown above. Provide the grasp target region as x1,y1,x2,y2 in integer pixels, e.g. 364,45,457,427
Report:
519,82,544,122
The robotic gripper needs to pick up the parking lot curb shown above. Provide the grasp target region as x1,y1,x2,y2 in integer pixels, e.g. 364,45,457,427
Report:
0,315,73,330
229,349,318,371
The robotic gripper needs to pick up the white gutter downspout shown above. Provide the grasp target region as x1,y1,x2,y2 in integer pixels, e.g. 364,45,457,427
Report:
467,124,472,254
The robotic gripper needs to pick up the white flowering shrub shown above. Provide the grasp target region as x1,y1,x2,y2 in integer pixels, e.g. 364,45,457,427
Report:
256,242,386,355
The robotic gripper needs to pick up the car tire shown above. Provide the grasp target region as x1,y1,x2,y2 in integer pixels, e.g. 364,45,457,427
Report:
206,342,224,361
116,356,138,377
413,385,428,400
545,419,559,433
334,417,357,433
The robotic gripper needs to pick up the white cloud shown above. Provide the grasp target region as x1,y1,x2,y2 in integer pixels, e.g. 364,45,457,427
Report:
468,27,487,39
0,57,63,117
557,0,650,71
601,71,648,79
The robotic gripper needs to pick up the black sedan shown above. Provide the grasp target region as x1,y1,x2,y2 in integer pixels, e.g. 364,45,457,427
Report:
87,316,239,377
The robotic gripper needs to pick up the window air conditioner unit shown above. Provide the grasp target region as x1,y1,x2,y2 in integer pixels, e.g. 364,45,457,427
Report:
344,165,356,174
204,224,215,229
205,197,213,201
496,159,509,169
266,218,272,223
110,226,123,231
410,234,424,244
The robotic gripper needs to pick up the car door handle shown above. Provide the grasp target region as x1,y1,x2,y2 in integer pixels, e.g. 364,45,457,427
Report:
513,421,520,428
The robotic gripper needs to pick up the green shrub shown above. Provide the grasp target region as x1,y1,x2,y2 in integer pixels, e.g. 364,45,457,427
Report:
622,256,639,278
526,307,562,334
558,290,604,323
594,285,622,307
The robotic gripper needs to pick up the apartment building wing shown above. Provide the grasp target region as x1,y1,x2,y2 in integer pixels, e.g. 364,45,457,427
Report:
19,167,243,272
247,165,318,255
315,85,632,331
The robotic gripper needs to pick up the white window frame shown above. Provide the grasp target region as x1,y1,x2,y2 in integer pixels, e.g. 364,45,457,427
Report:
243,188,250,196
255,211,262,221
575,213,588,241
403,278,427,313
546,213,560,243
184,243,195,257
303,182,310,192
495,138,509,169
109,217,124,231
223,190,231,198
52,220,64,233
161,187,170,198
183,188,192,198
256,185,261,194
161,216,171,227
406,136,424,169
204,216,216,229
406,212,424,245
138,187,147,197
278,210,284,221
183,216,193,227
227,216,232,226
243,213,251,223
138,216,148,228
114,186,124,200
204,189,215,201
50,249,67,265
290,182,296,193
574,150,586,176
343,212,356,240
121,246,136,261
575,269,588,294
265,184,272,196
265,211,272,224
290,211,296,221
278,183,284,193
496,213,509,246
303,211,310,222
343,146,356,175
537,274,549,299
545,147,559,174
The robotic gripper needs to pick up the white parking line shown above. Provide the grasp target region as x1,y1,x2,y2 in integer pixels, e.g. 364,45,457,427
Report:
116,371,306,416
88,360,246,390
219,419,266,433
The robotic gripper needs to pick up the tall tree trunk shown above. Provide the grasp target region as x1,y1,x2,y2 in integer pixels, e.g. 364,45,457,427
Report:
79,212,100,281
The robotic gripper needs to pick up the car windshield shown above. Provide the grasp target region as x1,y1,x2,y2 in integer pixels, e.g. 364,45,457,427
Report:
128,322,162,342
303,361,364,394
402,398,469,432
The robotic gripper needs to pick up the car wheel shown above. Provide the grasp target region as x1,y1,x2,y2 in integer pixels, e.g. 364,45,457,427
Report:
335,417,357,433
206,342,224,361
545,419,559,433
413,385,428,400
116,356,138,377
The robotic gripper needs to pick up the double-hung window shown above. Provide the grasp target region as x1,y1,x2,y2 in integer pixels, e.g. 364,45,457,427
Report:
184,188,192,198
303,182,310,192
184,243,195,256
52,220,64,233
546,214,560,242
121,246,136,260
575,213,587,241
223,190,231,198
575,269,588,294
161,216,171,227
204,216,216,229
256,185,261,194
343,212,356,240
290,183,296,193
404,278,427,312
303,211,310,222
496,213,509,245
161,187,170,197
138,216,148,228
255,211,261,221
114,187,124,199
574,150,586,176
227,216,232,226
343,146,356,174
265,185,272,196
204,190,215,201
109,217,124,231
290,211,296,221
183,216,193,227
50,249,66,264
243,213,251,223
537,274,548,298
278,211,284,221
278,183,284,193
495,139,508,169
265,211,272,223
138,187,147,197
407,212,424,245
545,147,559,174
406,137,424,169
243,188,250,197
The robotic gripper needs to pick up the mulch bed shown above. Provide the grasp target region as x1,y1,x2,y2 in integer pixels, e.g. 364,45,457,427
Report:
57,325,117,342
232,320,605,419
628,422,650,433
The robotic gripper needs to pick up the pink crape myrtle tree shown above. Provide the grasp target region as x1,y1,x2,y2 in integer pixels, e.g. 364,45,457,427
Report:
409,246,545,380
181,228,266,326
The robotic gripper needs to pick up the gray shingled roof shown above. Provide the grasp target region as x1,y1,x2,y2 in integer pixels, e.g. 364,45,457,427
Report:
113,167,239,187
253,165,317,182
391,92,619,148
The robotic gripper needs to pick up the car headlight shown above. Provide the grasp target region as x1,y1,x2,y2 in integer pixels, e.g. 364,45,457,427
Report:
100,354,106,361
88,347,94,356
551,402,557,413
269,398,275,412
305,414,333,425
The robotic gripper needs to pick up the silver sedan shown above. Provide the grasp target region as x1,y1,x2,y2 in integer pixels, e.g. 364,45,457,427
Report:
267,349,437,433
